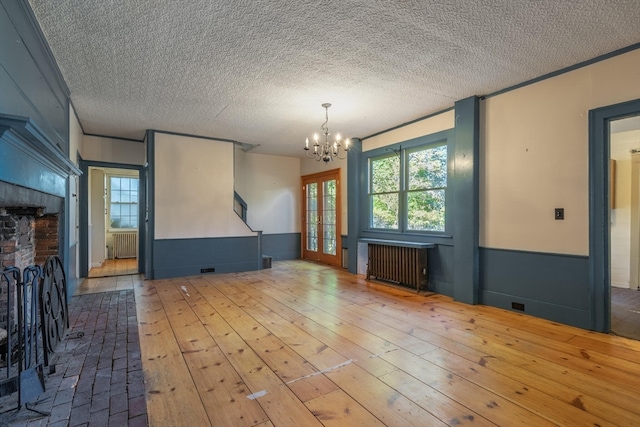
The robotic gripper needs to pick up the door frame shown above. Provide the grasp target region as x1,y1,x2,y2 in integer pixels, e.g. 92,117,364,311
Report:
589,98,640,332
301,168,342,267
79,157,146,278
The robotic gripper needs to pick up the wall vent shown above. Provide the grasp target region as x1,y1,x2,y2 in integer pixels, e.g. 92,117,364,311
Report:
200,267,215,273
511,302,525,311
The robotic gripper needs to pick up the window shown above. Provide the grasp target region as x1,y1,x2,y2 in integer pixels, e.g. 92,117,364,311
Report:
370,154,400,229
369,142,447,232
406,144,447,231
109,176,139,229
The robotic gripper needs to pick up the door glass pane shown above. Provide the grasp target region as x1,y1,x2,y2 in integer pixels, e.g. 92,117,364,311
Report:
306,183,318,251
323,180,336,255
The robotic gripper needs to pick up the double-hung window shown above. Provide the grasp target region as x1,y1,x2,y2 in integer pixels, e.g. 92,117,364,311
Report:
369,140,448,233
108,176,139,230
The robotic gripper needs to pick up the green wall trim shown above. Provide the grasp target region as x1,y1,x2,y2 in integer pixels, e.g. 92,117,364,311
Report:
347,138,363,274
452,96,480,304
145,130,155,279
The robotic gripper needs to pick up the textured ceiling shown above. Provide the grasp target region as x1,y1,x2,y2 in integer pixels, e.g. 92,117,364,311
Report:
28,0,640,157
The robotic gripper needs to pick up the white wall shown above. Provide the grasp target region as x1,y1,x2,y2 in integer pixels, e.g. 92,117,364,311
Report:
482,49,640,256
611,157,631,287
81,135,146,165
234,149,301,234
363,110,455,152
154,133,255,239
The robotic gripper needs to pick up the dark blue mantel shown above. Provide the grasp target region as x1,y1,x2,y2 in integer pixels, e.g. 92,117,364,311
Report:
0,115,80,197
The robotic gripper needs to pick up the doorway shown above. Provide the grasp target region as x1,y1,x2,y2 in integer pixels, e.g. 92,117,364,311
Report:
87,167,140,278
610,115,640,339
79,159,145,280
589,98,640,334
302,168,342,267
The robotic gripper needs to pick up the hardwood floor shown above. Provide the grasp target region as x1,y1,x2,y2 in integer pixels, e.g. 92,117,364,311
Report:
135,260,640,426
88,258,138,278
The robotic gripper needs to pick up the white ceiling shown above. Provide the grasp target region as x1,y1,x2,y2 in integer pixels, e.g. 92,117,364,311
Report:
28,0,640,157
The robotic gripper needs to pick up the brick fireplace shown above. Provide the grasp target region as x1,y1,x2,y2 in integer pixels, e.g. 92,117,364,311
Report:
0,207,60,271
0,206,60,329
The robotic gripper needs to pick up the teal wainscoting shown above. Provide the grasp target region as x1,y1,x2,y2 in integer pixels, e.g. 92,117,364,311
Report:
262,233,301,261
480,247,590,329
153,236,260,279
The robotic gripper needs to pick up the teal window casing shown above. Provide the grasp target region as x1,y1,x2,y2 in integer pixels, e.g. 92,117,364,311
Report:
365,131,452,237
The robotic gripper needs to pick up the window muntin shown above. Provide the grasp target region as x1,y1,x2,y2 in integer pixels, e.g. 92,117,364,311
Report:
109,176,139,230
368,142,447,233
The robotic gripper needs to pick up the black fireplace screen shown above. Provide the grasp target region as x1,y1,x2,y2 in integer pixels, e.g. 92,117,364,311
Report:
0,256,68,410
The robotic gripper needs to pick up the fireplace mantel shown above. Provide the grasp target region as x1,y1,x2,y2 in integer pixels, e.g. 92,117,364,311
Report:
0,114,81,198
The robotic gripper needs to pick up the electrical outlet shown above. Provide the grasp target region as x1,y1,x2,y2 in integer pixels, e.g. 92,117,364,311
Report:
555,208,564,220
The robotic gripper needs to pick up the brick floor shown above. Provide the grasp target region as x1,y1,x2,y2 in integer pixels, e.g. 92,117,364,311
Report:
0,290,147,426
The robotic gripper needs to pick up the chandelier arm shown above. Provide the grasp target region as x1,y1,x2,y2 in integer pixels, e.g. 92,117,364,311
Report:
305,150,320,160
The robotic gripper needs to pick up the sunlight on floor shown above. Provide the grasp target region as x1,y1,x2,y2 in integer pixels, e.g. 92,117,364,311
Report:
76,274,142,295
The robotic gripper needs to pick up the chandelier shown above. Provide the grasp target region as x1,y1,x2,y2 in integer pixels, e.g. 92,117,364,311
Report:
304,103,349,162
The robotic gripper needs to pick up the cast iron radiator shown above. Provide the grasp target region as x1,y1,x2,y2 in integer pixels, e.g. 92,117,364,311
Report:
113,232,137,259
366,243,427,291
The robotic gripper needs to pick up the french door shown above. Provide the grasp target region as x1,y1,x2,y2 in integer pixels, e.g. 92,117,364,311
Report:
302,169,341,267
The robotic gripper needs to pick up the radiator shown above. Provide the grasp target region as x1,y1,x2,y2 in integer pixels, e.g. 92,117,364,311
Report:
113,232,137,259
366,244,427,291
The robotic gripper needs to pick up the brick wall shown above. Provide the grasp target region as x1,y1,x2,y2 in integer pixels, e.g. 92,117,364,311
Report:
0,210,36,271
0,208,59,328
35,213,59,266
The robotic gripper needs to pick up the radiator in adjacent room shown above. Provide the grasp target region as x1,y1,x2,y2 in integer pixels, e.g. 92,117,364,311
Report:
367,243,427,291
113,232,137,259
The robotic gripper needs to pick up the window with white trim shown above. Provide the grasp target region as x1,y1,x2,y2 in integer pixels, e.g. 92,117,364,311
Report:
108,176,139,230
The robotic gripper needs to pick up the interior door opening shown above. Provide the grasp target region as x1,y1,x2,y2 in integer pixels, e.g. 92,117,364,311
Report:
610,114,640,340
88,166,140,278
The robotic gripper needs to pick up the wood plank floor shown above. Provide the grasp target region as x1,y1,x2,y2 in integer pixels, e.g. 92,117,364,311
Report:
135,261,640,426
